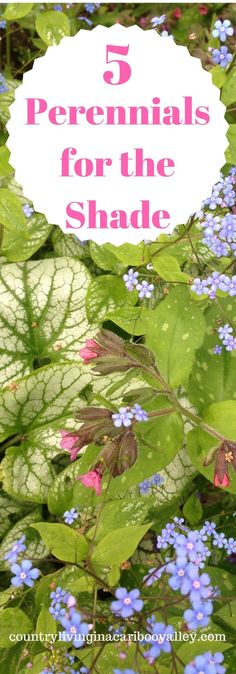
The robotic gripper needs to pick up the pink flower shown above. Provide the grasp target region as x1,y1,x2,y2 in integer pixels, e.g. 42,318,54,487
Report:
77,470,102,496
60,431,78,451
79,339,101,363
214,472,230,487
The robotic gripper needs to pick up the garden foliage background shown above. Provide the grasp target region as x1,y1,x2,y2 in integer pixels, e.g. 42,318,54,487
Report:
0,3,236,674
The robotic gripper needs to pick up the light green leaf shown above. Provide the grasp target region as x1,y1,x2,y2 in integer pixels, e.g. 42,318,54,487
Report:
0,147,13,180
106,305,147,336
0,188,26,232
188,300,236,413
35,11,70,46
0,609,33,648
31,522,88,563
0,362,91,442
183,493,203,525
226,124,236,164
222,67,236,106
0,508,48,569
91,522,151,566
86,274,137,323
106,242,149,266
144,286,206,386
1,214,52,262
211,65,226,89
36,607,56,635
89,242,125,272
152,254,190,282
0,79,18,125
3,3,33,20
204,400,236,439
0,258,97,386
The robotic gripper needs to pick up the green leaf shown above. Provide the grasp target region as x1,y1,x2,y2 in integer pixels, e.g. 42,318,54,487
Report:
31,522,88,563
226,124,236,164
188,300,236,414
106,305,147,336
0,79,18,125
0,258,97,386
222,67,236,106
0,508,48,569
47,443,100,514
0,490,25,538
35,11,70,46
183,493,203,525
0,147,13,180
1,213,52,262
91,522,151,566
211,65,226,89
187,402,236,493
86,274,137,323
36,607,56,635
89,242,125,272
106,242,149,266
152,254,190,282
0,608,33,648
0,188,26,232
0,362,91,442
52,229,90,261
3,3,33,20
144,286,206,386
204,400,236,439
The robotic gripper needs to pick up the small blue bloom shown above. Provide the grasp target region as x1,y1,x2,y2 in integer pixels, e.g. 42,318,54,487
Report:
184,601,213,629
136,280,154,299
212,46,233,67
143,565,166,587
50,586,67,605
212,19,233,42
112,407,133,428
151,15,166,27
143,621,174,663
4,535,26,565
200,521,216,537
131,403,148,421
63,508,79,525
111,587,143,618
49,602,66,619
213,345,223,355
191,278,208,295
114,670,139,674
225,537,236,554
11,560,40,587
23,204,34,218
123,268,139,291
53,4,63,10
218,324,233,341
85,2,100,12
60,610,89,648
0,20,6,29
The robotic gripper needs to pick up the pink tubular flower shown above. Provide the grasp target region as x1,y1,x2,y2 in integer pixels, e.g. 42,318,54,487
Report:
79,339,101,363
214,472,230,487
77,470,102,496
60,431,78,451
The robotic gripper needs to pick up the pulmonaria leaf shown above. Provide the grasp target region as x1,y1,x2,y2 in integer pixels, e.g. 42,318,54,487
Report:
86,274,137,323
188,300,236,414
143,286,206,387
0,257,97,386
0,490,26,539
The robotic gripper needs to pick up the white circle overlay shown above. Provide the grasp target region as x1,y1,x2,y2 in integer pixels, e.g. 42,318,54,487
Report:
7,24,228,245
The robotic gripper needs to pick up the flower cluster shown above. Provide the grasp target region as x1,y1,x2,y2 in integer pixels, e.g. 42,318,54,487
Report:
112,404,148,428
214,323,236,353
139,472,164,495
48,586,90,649
0,73,8,94
191,272,236,299
123,269,154,298
185,651,225,674
3,535,40,588
210,17,233,68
